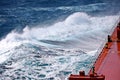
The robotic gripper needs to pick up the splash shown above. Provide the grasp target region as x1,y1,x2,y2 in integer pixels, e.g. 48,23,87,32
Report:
0,12,119,80
0,12,119,53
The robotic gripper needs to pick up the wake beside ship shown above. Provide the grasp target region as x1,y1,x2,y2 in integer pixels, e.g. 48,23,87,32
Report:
69,17,120,80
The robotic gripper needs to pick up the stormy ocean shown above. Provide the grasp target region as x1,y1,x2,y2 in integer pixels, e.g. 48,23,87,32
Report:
0,0,120,80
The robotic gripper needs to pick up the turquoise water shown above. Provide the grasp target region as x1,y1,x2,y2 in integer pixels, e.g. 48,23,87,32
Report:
0,0,120,80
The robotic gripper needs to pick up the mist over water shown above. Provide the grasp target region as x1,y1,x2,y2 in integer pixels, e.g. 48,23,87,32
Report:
0,0,120,80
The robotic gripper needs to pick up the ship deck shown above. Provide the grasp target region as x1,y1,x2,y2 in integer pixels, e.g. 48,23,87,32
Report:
69,21,120,80
96,41,120,80
90,27,120,80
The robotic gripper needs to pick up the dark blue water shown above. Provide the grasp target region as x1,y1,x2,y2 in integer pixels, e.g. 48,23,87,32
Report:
0,0,120,80
0,0,119,38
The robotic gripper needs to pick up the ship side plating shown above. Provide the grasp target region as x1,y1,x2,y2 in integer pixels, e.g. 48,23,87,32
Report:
69,19,120,80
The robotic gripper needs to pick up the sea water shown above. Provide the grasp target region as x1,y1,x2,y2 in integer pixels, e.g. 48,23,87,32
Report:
0,0,120,80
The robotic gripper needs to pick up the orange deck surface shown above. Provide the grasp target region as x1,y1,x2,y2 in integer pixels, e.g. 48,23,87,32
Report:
96,41,120,80
69,23,120,80
88,26,120,80
91,26,120,80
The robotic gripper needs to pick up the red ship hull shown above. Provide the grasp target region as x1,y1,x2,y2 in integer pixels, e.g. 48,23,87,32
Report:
69,19,120,80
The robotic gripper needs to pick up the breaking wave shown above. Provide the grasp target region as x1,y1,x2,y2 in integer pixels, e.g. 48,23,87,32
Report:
0,12,119,80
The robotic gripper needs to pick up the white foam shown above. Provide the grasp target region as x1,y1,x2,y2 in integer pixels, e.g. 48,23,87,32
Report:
0,52,10,63
14,13,116,43
0,12,119,51
30,3,106,12
87,50,97,56
0,12,119,65
0,12,119,49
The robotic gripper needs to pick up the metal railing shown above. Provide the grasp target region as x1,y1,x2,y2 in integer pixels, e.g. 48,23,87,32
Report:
89,15,120,73
96,16,120,57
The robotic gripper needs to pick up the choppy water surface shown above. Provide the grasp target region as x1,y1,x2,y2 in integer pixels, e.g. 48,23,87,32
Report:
0,0,120,80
